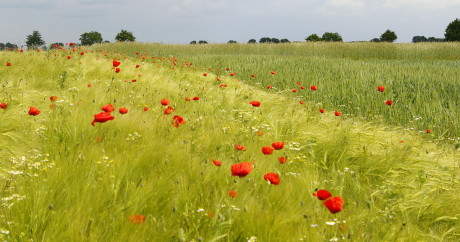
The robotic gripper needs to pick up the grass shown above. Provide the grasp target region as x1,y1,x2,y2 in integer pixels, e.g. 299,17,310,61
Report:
0,43,459,241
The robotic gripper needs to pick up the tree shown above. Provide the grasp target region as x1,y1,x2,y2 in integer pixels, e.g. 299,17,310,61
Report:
412,36,427,43
25,30,45,49
0,43,4,50
306,34,321,42
445,18,460,41
259,37,272,43
115,29,136,42
49,43,64,49
227,40,237,44
5,42,17,49
321,32,342,42
380,29,397,42
189,40,197,44
248,39,257,44
80,31,103,45
280,38,290,43
370,38,380,42
427,37,444,42
271,38,280,43
198,40,208,44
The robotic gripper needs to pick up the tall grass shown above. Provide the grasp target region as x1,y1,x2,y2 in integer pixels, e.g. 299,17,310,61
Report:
0,45,459,241
96,42,460,144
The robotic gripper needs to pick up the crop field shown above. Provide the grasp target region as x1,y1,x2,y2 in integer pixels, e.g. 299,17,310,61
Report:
0,42,459,241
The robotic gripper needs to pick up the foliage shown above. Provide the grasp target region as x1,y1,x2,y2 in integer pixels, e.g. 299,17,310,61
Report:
198,40,208,44
80,31,103,46
444,18,460,41
280,38,290,43
25,30,45,49
189,40,197,45
321,32,343,42
259,37,272,43
227,40,237,44
306,34,321,42
370,38,380,42
115,29,136,42
380,29,397,42
0,42,18,50
248,39,257,44
413,36,444,43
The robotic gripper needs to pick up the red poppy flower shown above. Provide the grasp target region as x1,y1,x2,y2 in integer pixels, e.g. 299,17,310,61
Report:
129,215,146,224
185,97,191,101
263,172,280,185
172,115,186,127
296,82,301,85
267,85,273,89
270,71,276,75
386,100,393,106
292,89,298,92
219,84,227,88
115,67,121,73
135,64,140,68
229,72,236,76
28,106,40,116
251,74,255,78
67,55,72,60
69,43,75,46
234,144,246,151
193,96,200,101
203,73,208,77
271,141,285,150
225,67,230,71
87,83,92,88
278,156,287,164
377,85,385,92
262,146,275,155
113,60,121,67
249,101,260,107
164,106,174,114
216,77,221,81
231,162,253,177
19,50,23,52
310,85,317,91
160,99,170,106
335,111,342,116
212,159,222,166
0,102,7,109
320,109,325,113
299,101,305,104
143,106,149,112
426,129,431,133
50,96,58,102
256,130,264,136
80,51,84,55
102,104,115,113
312,189,332,200
6,62,11,66
228,190,237,197
300,86,305,90
91,112,115,126
119,107,128,114
324,196,344,214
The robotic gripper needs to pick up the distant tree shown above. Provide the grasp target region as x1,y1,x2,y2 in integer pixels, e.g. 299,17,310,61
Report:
0,43,4,50
427,37,444,42
198,40,208,44
412,36,428,43
25,30,45,49
271,38,280,43
80,31,103,45
370,38,380,42
445,18,460,41
380,29,397,42
189,40,197,44
227,40,237,44
5,42,17,49
103,40,110,43
280,38,290,43
248,39,257,44
115,29,136,42
306,34,321,42
259,37,272,43
321,32,342,42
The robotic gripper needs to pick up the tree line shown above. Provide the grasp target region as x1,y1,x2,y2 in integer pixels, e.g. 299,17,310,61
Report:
1,18,459,50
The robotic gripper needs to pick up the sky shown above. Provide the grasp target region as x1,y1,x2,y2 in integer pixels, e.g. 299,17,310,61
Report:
0,0,459,46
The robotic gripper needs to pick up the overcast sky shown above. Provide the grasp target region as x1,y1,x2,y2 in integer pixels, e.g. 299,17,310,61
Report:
0,0,459,45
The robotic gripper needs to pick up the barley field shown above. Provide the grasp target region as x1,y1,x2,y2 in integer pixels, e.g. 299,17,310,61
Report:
0,42,459,241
